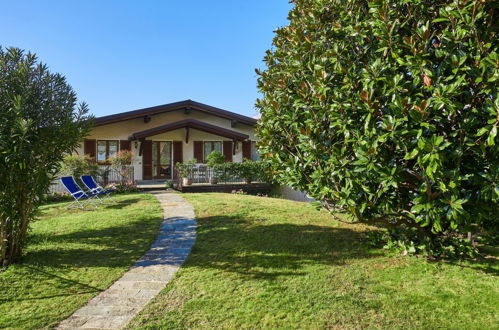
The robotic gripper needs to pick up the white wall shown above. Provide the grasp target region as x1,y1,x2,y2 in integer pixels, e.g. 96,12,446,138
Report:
276,185,316,202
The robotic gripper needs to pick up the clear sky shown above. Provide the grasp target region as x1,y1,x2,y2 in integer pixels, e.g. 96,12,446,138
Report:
0,1,292,118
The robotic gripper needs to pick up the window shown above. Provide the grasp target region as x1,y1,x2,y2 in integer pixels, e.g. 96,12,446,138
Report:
203,141,222,162
251,141,261,161
97,140,119,162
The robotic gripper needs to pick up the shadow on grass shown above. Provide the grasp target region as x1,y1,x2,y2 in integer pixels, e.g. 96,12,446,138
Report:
0,265,102,302
25,217,160,268
102,198,142,209
433,254,499,277
183,215,381,279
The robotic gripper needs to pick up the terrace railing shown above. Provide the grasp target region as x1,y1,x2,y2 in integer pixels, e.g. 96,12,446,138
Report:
174,164,266,188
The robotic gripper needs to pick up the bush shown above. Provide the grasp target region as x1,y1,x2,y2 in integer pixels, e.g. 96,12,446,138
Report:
176,159,196,178
61,155,100,186
41,192,73,203
211,160,270,183
165,180,174,189
367,226,479,259
206,150,225,167
110,150,134,184
0,47,91,266
206,151,225,181
256,0,498,257
106,183,139,194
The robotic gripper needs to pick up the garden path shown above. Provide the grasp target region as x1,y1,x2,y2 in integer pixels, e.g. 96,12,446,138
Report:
57,191,196,329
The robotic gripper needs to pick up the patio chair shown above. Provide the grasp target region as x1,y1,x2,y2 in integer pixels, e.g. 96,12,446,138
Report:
80,175,116,204
60,176,98,209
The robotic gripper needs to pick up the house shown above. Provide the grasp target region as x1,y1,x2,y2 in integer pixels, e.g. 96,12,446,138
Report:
77,100,260,181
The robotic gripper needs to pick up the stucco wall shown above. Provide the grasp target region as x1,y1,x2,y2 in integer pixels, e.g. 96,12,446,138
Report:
276,185,316,202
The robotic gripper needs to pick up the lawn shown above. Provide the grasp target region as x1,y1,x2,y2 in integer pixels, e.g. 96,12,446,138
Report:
0,193,163,329
129,193,498,329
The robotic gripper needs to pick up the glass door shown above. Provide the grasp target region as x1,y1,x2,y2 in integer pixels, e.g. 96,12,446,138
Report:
152,141,172,179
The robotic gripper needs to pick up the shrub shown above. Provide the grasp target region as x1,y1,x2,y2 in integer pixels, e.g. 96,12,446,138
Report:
239,160,259,183
0,47,91,266
106,183,139,194
206,151,225,181
206,150,225,167
61,155,100,186
256,0,498,256
176,159,196,178
165,180,174,189
41,192,73,203
110,150,134,184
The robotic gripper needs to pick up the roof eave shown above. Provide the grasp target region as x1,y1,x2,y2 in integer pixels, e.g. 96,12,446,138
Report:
129,119,250,141
94,100,258,127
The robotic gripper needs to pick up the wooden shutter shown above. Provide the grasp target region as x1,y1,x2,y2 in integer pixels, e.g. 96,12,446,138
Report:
172,141,183,179
173,141,183,165
242,140,251,160
142,140,153,180
223,141,233,162
120,140,131,151
193,141,203,163
83,139,96,161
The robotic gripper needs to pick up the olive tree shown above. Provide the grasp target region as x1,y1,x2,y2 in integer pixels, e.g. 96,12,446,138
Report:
256,0,498,253
0,47,92,266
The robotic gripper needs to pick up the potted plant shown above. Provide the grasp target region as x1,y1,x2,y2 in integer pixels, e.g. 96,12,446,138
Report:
206,150,225,184
176,159,196,186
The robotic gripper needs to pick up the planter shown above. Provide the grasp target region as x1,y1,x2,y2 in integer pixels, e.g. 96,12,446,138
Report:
209,177,218,184
182,177,192,186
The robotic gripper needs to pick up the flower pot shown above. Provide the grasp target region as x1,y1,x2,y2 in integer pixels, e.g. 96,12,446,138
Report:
182,177,192,186
209,177,218,184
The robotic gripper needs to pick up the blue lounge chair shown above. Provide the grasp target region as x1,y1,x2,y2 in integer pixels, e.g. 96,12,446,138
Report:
60,176,98,209
80,175,116,204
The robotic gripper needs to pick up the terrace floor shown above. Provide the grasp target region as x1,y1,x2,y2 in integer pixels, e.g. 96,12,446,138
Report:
136,180,271,193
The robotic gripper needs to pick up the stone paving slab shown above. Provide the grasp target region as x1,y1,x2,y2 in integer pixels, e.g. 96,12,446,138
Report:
57,191,196,330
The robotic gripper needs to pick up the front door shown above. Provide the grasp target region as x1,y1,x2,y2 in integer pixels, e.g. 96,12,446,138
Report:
152,141,172,179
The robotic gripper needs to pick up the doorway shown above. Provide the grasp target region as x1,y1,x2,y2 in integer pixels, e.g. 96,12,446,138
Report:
152,141,172,179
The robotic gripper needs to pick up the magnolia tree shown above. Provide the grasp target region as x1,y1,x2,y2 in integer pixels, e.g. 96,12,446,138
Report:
0,48,92,266
256,0,498,254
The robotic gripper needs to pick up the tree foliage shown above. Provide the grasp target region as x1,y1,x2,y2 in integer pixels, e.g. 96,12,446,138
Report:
0,47,92,266
256,0,498,250
110,150,135,184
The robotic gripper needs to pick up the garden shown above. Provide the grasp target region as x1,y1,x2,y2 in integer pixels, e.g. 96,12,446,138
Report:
1,192,496,328
0,193,163,328
0,0,497,329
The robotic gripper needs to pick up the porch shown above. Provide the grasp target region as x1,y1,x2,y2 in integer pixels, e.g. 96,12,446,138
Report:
137,179,271,193
137,164,271,193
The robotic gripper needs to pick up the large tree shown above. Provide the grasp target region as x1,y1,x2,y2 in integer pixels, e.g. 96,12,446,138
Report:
256,0,498,252
0,47,92,266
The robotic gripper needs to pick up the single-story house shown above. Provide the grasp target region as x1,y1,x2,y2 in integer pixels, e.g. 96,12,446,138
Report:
77,100,261,181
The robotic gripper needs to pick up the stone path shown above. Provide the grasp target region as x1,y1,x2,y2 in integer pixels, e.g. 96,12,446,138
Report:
57,191,196,329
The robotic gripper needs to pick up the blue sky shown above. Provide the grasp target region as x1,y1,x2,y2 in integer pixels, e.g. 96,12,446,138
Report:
0,1,292,118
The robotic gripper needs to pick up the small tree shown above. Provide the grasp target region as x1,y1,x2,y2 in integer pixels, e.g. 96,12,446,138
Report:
0,47,92,266
110,150,134,184
206,150,225,183
256,0,498,256
206,150,225,168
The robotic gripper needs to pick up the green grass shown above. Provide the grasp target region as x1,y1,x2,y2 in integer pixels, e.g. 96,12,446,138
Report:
0,193,163,329
129,193,498,329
